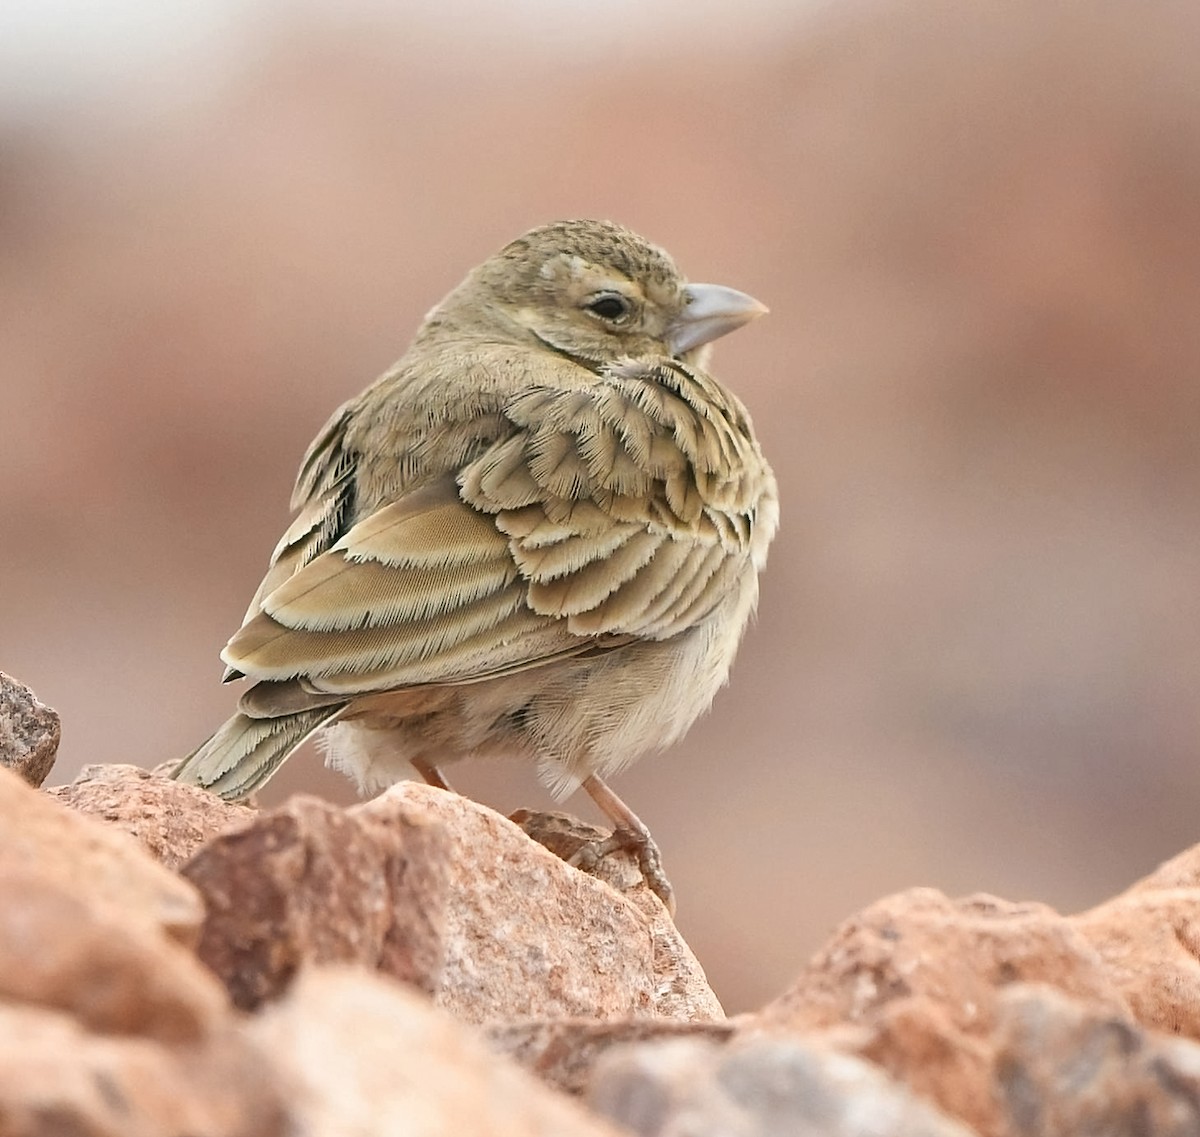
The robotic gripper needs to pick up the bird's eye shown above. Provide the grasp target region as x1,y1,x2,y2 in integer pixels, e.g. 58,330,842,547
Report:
584,294,630,322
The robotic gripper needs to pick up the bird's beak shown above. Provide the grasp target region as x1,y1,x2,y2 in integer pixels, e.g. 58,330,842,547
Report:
667,283,768,356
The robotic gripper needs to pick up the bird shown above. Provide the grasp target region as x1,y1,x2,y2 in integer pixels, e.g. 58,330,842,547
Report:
173,219,778,914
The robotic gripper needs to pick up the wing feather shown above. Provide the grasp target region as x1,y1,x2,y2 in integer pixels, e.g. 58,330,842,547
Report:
220,351,776,709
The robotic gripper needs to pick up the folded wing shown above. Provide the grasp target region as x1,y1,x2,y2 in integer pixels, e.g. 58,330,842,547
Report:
224,359,774,708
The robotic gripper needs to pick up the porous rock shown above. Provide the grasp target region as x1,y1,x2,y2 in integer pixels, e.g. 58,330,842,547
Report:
0,1004,286,1137
0,672,60,788
361,784,718,1025
513,808,724,1022
181,794,449,1010
488,1017,735,1095
1071,852,1200,1038
587,1034,976,1137
754,888,1127,1136
994,984,1200,1137
0,765,203,945
48,763,254,870
247,966,625,1137
0,867,227,1043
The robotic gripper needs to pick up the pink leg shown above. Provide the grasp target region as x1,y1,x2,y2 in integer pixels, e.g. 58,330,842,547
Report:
412,757,454,792
572,773,676,917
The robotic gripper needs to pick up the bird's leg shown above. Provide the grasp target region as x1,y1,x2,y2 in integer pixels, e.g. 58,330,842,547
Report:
570,773,676,917
411,757,455,792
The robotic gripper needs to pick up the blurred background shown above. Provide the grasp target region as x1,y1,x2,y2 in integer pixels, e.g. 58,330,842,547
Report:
5,0,1200,1013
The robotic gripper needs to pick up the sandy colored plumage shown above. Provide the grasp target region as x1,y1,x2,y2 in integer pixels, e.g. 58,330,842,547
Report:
173,219,778,912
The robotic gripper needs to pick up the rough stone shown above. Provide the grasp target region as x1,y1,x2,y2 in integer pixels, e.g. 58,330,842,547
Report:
48,763,254,870
361,784,715,1025
754,888,1127,1136
1072,889,1200,1039
588,1035,976,1137
488,1018,735,1095
0,765,203,946
1070,851,1200,1039
0,1004,286,1137
247,966,625,1137
0,867,227,1043
995,984,1200,1137
513,808,725,1022
181,794,449,1011
0,672,60,788
760,889,1123,1034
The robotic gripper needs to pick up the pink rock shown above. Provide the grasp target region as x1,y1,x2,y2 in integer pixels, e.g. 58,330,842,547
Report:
1,766,203,945
247,966,625,1137
48,763,254,870
0,1004,286,1137
181,794,449,1010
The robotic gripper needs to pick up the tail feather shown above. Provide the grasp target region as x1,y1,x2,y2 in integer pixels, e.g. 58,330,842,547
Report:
172,706,341,801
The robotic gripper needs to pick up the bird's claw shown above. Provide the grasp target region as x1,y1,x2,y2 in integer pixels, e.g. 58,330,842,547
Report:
568,825,676,917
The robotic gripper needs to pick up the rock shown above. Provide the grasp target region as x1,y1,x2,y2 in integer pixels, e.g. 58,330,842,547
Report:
755,888,1127,1136
488,1018,735,1095
179,785,719,1025
0,765,203,946
181,794,449,1011
48,763,255,870
761,889,1123,1034
821,997,999,1137
1069,848,1200,1039
0,672,60,788
360,784,721,1025
0,1004,287,1137
513,809,724,1022
0,867,227,1043
1072,888,1200,1039
587,1035,976,1137
994,984,1200,1137
247,966,625,1137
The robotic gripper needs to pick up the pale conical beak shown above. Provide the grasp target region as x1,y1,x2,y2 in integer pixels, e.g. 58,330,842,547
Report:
666,283,768,356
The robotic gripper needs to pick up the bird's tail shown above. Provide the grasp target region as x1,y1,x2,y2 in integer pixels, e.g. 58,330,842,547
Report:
172,706,341,802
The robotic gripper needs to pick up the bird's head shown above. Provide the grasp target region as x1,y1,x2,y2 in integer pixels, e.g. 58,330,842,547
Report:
428,219,766,366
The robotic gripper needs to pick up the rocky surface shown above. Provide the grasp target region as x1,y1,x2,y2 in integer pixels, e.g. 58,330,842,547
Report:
365,786,723,1026
182,793,450,1010
1070,869,1200,1038
5,666,1200,1136
488,1018,736,1095
0,672,60,788
993,984,1200,1137
248,967,625,1137
0,868,226,1043
0,1006,288,1137
754,889,1130,1136
1,765,203,945
49,763,255,870
588,1035,977,1137
513,808,723,1022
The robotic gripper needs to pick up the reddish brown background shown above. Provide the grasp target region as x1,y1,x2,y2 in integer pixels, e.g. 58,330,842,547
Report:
5,0,1200,1012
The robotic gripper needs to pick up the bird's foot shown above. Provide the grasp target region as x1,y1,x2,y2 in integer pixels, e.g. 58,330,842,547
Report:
569,773,677,917
566,824,675,917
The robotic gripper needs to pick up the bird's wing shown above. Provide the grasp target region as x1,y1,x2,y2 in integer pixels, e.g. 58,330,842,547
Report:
464,360,774,640
242,404,360,618
218,403,360,683
224,359,774,699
